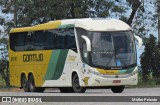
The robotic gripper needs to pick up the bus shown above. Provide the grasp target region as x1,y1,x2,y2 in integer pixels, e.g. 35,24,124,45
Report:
9,18,142,93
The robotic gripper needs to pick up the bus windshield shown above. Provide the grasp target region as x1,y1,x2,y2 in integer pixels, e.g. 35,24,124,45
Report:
77,29,136,69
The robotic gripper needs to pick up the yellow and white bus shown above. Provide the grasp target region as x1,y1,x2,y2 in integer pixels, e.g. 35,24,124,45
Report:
9,18,142,93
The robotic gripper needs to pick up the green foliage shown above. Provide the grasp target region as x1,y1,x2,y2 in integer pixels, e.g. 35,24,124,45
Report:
132,0,157,37
0,0,139,26
0,0,139,38
0,48,9,86
0,38,8,44
136,72,160,88
140,34,160,82
1,0,146,40
0,17,5,25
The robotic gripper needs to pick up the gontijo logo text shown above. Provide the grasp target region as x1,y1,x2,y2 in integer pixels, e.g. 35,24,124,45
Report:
23,53,43,62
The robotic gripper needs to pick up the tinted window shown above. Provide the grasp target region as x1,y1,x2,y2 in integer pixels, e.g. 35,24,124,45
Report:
16,33,25,46
56,29,65,49
65,28,76,50
33,31,44,50
25,32,34,51
10,32,27,51
10,33,16,51
9,28,77,52
44,30,56,49
25,32,32,45
44,28,76,51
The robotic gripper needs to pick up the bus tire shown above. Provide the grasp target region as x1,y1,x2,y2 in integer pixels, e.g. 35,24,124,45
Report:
111,86,125,93
37,87,45,92
72,73,86,93
28,74,45,92
28,74,37,92
21,75,30,92
59,87,74,93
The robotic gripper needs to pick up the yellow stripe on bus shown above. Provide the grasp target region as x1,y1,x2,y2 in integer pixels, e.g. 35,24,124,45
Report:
96,68,119,75
10,20,61,33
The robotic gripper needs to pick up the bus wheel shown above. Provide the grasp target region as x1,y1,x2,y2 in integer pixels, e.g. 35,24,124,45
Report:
59,87,74,93
37,87,45,92
28,74,37,92
111,86,125,93
21,75,29,92
72,73,86,93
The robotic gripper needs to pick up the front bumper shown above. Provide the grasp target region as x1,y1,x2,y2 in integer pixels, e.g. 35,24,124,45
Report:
85,73,138,87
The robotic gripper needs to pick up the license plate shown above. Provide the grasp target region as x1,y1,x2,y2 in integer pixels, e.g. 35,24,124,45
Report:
113,80,121,83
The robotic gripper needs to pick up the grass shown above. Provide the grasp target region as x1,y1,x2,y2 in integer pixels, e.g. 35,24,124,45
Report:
131,74,160,88
0,75,5,87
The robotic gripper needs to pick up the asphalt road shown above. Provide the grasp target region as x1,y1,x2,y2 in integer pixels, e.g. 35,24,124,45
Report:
0,88,160,105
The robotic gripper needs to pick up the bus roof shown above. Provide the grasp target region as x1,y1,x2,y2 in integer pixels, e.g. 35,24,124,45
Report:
10,18,131,33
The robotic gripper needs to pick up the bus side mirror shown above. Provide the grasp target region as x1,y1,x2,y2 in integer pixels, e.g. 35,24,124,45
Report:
81,35,91,52
134,35,143,49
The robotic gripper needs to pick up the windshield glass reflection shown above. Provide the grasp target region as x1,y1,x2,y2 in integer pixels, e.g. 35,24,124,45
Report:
76,28,136,68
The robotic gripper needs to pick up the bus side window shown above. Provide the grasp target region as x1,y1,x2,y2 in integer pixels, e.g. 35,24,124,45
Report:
10,33,16,51
14,32,26,51
33,31,44,50
44,30,56,50
65,28,77,52
25,32,34,51
56,29,65,49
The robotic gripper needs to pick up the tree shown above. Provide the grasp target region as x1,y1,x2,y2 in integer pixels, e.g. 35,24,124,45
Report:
0,38,9,86
127,0,141,26
152,41,160,80
140,35,154,82
0,0,141,27
158,0,160,42
132,0,158,37
140,34,160,82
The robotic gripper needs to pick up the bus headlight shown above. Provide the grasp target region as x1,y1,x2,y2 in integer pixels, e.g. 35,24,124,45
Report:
89,69,138,78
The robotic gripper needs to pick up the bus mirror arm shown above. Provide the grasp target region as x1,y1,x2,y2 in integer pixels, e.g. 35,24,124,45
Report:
134,35,143,49
81,35,91,52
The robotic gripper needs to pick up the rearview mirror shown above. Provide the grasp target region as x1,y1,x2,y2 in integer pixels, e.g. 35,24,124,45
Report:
81,35,91,52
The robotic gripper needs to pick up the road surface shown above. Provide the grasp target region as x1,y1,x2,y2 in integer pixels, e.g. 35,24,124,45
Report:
0,88,160,105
